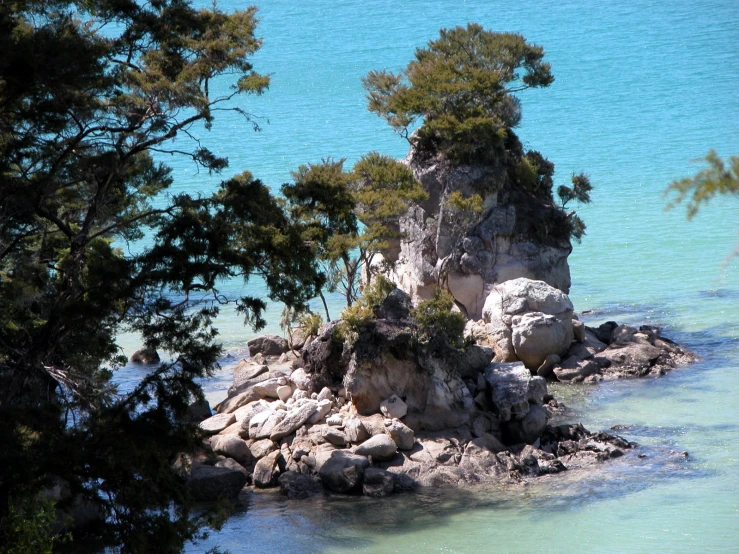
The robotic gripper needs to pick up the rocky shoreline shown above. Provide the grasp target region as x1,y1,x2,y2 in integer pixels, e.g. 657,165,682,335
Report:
176,279,696,502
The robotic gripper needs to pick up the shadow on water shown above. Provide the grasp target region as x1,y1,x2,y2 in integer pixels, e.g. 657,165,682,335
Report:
188,445,707,554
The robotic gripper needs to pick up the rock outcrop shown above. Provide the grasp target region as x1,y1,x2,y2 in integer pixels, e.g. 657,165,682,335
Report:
180,279,697,502
385,147,572,319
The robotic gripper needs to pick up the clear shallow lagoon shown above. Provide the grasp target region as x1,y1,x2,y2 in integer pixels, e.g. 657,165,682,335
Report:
120,0,738,551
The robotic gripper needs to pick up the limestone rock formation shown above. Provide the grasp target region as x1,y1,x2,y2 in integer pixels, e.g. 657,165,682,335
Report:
385,148,572,319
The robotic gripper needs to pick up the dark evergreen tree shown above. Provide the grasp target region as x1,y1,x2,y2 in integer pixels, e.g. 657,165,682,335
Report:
0,1,323,551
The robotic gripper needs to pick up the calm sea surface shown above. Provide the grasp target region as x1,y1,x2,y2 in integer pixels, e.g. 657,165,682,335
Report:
122,0,738,551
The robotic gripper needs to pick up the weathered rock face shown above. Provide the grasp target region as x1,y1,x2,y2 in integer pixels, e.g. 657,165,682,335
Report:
468,278,575,370
385,148,572,319
343,320,474,431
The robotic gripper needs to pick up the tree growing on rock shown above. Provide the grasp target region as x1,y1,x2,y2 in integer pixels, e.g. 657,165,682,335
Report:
282,154,427,316
0,1,325,550
362,24,592,316
363,23,554,163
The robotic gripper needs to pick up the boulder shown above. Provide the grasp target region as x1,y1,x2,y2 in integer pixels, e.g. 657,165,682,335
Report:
218,389,261,414
250,438,277,460
277,385,293,402
248,410,286,440
234,400,270,426
214,457,250,478
269,402,318,441
317,451,370,493
344,417,369,443
511,312,573,370
484,362,546,421
480,278,575,370
502,404,548,445
322,427,348,447
362,468,396,497
130,348,160,364
253,450,283,488
210,435,253,466
385,419,415,451
185,466,247,501
465,319,516,363
289,368,313,391
232,359,269,384
247,334,289,357
252,377,287,399
482,278,574,325
188,399,212,422
380,395,408,419
199,413,236,435
278,472,323,499
308,399,332,425
354,434,398,461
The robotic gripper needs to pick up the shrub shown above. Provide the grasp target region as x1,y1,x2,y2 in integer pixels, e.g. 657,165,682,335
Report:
412,289,466,348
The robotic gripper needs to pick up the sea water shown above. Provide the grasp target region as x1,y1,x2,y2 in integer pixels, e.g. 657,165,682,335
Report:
117,0,739,551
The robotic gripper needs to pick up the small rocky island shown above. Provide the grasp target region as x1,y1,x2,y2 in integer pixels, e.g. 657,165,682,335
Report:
181,278,695,501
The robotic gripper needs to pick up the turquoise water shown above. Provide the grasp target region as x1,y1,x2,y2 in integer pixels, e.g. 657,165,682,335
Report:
123,0,739,551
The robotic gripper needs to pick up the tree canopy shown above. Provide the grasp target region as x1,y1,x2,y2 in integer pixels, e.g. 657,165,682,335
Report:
282,154,426,316
363,24,554,162
0,1,324,551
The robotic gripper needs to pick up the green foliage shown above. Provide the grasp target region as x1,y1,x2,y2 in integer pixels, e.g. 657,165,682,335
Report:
1,498,68,554
363,24,553,163
340,275,396,334
446,191,484,215
665,150,739,219
411,289,466,348
0,2,326,551
665,150,739,263
299,311,324,337
555,172,593,242
283,155,426,310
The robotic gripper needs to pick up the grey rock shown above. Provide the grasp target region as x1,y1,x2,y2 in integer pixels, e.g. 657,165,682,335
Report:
247,334,289,357
386,419,415,451
323,427,348,447
485,362,546,421
380,394,408,419
218,388,261,414
250,438,277,460
130,348,160,364
185,466,247,501
188,399,212,421
362,468,395,497
199,413,236,435
253,450,283,488
318,451,370,493
355,434,398,460
344,417,369,443
248,410,286,440
502,404,548,445
252,377,287,399
269,402,318,441
210,435,253,466
278,472,323,499
214,457,250,478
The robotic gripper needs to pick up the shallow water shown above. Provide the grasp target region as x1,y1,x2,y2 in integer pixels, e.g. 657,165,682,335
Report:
117,0,738,551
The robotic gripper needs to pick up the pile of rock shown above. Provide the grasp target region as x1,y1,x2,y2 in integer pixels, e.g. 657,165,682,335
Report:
466,278,696,382
182,287,634,501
